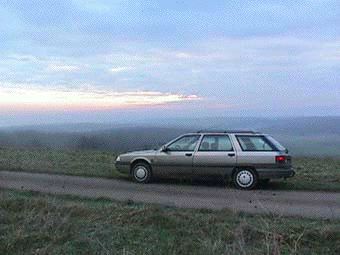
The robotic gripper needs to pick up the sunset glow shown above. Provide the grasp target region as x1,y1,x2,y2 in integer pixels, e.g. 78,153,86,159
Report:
0,0,339,126
0,87,200,112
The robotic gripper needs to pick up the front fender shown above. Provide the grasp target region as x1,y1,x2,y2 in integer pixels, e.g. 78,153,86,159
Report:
130,157,153,166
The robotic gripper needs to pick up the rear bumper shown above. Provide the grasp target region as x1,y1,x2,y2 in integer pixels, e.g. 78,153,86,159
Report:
115,161,130,174
257,168,295,179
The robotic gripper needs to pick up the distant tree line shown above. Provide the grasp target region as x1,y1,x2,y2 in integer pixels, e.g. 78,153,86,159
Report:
0,127,187,152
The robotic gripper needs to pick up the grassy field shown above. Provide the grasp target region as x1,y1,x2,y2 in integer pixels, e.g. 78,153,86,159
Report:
0,147,119,178
0,147,339,191
1,189,339,255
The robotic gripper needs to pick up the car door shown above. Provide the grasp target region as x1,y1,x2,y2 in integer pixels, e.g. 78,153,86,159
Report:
153,135,201,177
193,135,237,177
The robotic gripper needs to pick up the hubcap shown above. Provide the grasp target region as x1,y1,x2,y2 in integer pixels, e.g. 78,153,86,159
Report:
236,170,254,188
135,166,147,180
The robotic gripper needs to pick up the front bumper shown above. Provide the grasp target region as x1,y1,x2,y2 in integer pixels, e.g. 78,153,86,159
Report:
115,161,130,174
257,168,295,179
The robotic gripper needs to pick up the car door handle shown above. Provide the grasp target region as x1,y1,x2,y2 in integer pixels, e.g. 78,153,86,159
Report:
228,153,235,157
185,153,193,157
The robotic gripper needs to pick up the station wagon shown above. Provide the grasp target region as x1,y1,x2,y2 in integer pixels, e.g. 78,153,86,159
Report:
115,131,295,189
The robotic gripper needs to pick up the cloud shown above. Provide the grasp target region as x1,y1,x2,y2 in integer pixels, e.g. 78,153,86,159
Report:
0,83,200,111
103,36,340,70
7,54,41,63
174,52,193,59
46,64,80,72
109,66,133,73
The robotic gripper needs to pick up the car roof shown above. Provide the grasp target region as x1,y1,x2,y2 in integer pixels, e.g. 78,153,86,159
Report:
186,130,263,135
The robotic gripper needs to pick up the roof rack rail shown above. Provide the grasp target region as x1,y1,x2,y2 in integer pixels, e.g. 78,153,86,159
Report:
196,130,258,134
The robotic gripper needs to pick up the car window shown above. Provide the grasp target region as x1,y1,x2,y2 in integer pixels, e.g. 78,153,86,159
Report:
167,135,200,151
236,135,276,151
266,136,286,151
198,135,233,151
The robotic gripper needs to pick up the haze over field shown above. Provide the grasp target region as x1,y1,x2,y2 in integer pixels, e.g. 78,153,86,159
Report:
0,116,339,156
0,0,339,127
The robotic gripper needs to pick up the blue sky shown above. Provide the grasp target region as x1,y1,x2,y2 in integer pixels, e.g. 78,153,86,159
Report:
0,0,339,125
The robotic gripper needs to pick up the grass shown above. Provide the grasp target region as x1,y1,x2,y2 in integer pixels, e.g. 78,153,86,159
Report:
1,189,339,255
0,147,119,178
0,147,339,191
267,157,340,191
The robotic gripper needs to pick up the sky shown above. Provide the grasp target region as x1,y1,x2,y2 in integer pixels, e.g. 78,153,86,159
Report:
0,0,339,126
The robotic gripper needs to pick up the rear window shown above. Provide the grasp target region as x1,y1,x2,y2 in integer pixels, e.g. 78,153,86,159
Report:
236,135,277,151
266,136,286,151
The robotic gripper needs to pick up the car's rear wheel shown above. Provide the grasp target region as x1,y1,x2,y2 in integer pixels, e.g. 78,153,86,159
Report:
132,162,152,183
233,168,258,190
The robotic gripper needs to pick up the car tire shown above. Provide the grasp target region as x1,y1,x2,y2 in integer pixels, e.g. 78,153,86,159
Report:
233,168,258,190
132,162,152,183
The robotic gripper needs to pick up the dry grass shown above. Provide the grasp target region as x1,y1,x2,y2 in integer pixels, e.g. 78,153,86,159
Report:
1,189,339,255
0,147,119,178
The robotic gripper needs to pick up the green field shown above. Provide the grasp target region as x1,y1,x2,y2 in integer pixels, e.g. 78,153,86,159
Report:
0,147,339,191
1,189,339,255
0,147,119,178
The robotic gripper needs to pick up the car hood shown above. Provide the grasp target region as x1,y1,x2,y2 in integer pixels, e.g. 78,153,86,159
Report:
123,150,157,157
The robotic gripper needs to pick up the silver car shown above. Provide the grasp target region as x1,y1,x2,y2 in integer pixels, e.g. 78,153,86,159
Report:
115,130,295,190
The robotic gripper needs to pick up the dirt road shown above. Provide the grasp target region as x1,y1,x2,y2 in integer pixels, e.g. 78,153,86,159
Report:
1,171,339,219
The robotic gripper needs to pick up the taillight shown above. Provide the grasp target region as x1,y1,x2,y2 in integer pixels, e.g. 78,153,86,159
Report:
276,155,287,163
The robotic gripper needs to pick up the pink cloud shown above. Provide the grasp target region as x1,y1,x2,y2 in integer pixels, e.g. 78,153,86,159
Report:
0,86,200,112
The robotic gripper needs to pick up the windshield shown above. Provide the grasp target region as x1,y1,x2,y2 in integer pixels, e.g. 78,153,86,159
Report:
266,136,286,151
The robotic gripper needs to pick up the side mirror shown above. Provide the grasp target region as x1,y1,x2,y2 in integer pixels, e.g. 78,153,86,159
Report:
285,148,289,154
161,146,168,152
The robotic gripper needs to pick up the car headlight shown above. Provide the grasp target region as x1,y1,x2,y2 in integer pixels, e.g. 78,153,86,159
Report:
116,156,121,162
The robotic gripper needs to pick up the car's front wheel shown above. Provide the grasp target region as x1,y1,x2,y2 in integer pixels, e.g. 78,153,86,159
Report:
132,162,152,183
233,168,258,190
